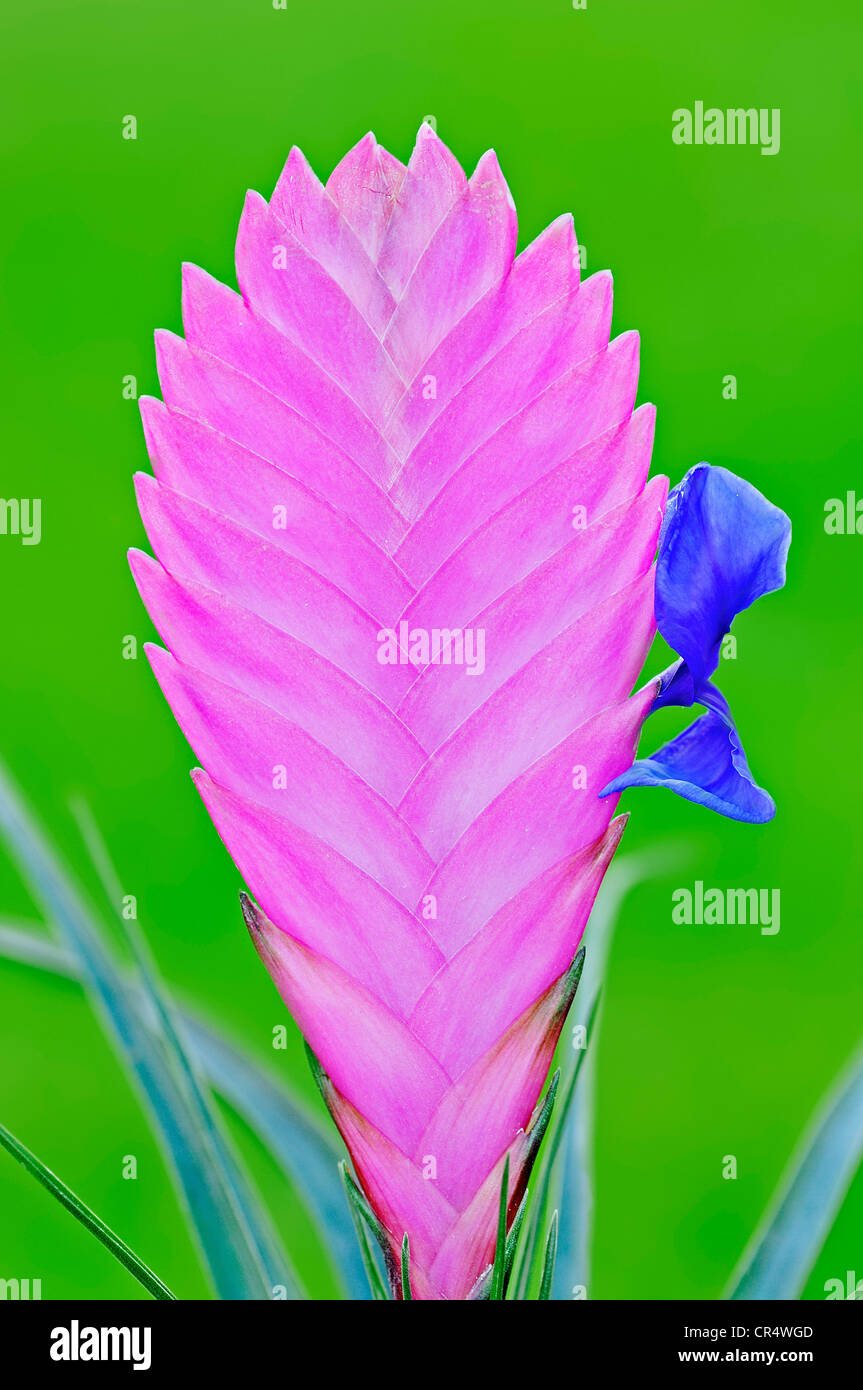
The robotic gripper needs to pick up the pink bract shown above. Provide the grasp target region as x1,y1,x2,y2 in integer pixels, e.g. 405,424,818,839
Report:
131,126,666,1299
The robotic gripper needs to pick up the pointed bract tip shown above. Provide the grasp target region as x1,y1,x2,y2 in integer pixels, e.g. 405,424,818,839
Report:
470,148,516,217
414,120,440,146
141,639,164,664
132,470,157,509
239,889,264,939
137,392,163,426
152,328,184,382
240,187,268,222
589,266,613,291
274,145,320,196
409,121,445,166
238,892,286,973
613,326,640,355
472,147,504,182
127,545,151,580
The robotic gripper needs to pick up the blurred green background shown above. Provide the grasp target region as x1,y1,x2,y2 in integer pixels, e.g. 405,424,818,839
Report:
1,0,860,1299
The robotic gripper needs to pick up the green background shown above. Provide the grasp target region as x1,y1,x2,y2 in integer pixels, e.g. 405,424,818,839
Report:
1,0,860,1299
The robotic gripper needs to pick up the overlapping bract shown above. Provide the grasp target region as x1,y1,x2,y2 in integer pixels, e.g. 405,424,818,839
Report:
130,126,666,1298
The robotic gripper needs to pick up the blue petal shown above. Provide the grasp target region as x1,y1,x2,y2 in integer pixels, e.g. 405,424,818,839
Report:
655,463,790,690
651,657,695,711
599,464,789,822
601,699,776,824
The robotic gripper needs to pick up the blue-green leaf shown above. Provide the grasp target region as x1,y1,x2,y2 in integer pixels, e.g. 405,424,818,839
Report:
69,796,302,1300
341,1162,392,1300
514,846,687,1300
187,1020,367,1299
538,1210,558,1301
726,1046,863,1300
0,1119,176,1300
0,921,368,1300
0,760,287,1300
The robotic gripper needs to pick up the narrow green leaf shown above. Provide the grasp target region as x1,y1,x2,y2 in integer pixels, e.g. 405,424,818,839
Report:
504,1195,527,1287
515,847,687,1301
192,1021,364,1298
303,1038,330,1101
548,992,599,1301
0,1120,176,1300
489,1156,510,1301
0,922,368,1299
0,923,69,974
70,797,302,1300
726,1046,863,1300
340,1162,391,1300
538,1210,558,1300
401,1234,413,1301
0,760,282,1299
513,1000,594,1300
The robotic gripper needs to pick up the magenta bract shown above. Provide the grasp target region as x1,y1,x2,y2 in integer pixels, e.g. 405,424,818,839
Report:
131,127,665,1299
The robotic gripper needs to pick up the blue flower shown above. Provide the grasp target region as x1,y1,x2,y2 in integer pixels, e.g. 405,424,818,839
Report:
601,463,791,822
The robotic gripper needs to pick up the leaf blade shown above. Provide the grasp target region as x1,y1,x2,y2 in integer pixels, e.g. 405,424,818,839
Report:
0,1120,176,1300
0,760,283,1299
69,796,302,1300
401,1234,412,1301
538,1210,558,1301
726,1046,863,1301
489,1155,510,1301
0,922,367,1299
340,1162,391,1300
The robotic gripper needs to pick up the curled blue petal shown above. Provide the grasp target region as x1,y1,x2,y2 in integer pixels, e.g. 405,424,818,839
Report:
600,463,789,823
602,703,776,824
655,463,791,692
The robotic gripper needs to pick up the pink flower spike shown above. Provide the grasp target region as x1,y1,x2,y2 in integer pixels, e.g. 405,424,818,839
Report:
132,127,666,1299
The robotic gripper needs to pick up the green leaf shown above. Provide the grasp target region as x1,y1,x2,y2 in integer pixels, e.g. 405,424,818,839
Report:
0,759,289,1300
726,1046,863,1300
548,993,599,1301
69,797,302,1300
0,1120,176,1300
0,921,368,1299
514,847,687,1300
488,1155,510,1301
401,1234,413,1301
192,1021,365,1298
512,996,594,1300
538,1210,558,1300
504,1195,527,1289
0,922,69,974
340,1162,391,1300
